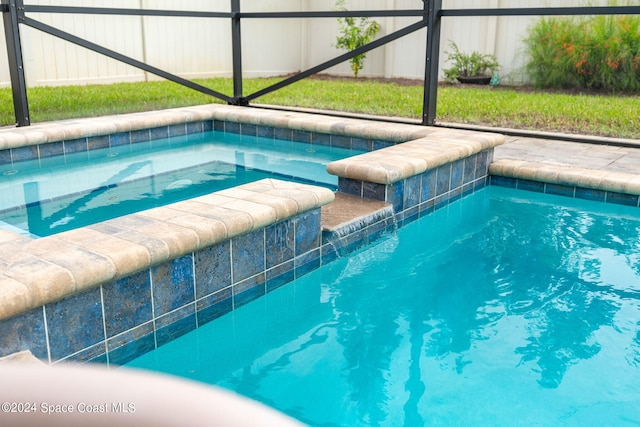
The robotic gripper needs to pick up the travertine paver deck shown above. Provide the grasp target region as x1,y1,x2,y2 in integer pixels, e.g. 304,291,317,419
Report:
496,136,640,174
492,135,640,195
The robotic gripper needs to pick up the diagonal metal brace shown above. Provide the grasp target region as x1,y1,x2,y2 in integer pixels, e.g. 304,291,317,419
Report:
22,16,235,104
243,19,428,103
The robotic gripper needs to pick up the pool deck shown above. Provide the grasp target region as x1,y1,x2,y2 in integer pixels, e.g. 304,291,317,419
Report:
491,134,640,196
496,135,640,175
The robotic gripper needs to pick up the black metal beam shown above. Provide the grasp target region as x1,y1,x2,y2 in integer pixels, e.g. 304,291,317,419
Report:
230,0,244,105
2,0,29,126
22,17,235,104
239,10,424,19
243,19,427,103
24,5,230,18
423,0,442,126
440,6,640,17
23,5,423,20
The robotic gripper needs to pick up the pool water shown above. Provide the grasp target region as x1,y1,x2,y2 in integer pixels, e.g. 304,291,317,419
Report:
0,131,362,237
126,186,640,426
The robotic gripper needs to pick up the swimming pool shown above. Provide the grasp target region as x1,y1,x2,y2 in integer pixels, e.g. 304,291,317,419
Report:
0,131,362,237
0,105,504,366
127,186,640,426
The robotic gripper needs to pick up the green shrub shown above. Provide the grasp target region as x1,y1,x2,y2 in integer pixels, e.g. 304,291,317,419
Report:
524,14,640,91
334,0,381,78
443,41,501,82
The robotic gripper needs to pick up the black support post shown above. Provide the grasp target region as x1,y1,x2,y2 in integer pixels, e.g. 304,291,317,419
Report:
230,0,246,105
423,0,442,126
3,0,29,126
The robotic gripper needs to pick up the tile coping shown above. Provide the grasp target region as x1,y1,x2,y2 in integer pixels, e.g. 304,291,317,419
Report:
490,158,640,196
0,104,496,150
327,132,505,184
0,179,334,321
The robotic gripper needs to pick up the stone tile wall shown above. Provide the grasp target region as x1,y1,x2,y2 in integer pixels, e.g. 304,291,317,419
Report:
0,209,323,365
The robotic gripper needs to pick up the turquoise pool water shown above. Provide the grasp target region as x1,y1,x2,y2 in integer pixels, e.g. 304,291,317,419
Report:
0,131,361,237
126,186,640,426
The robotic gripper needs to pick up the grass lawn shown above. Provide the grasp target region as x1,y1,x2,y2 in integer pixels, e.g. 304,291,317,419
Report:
0,76,638,139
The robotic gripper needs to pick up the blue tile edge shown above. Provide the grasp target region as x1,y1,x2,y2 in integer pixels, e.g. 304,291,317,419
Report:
0,119,390,168
0,208,329,366
490,176,640,208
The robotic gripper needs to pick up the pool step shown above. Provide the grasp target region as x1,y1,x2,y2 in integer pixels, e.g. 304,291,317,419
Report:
321,192,396,256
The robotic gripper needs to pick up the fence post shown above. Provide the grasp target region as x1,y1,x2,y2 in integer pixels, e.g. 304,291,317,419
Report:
422,0,442,126
2,0,30,126
230,0,246,105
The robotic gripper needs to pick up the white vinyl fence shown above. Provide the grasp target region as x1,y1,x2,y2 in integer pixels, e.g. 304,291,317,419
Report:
0,0,627,89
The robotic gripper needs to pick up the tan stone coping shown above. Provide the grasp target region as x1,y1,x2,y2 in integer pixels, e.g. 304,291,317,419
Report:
2,104,465,150
327,129,505,185
0,179,334,321
490,158,640,195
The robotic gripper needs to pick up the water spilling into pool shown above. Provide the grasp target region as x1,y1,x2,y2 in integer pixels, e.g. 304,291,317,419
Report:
126,186,640,426
0,131,362,237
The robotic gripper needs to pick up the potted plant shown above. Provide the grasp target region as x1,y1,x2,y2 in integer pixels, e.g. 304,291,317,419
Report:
443,41,500,85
